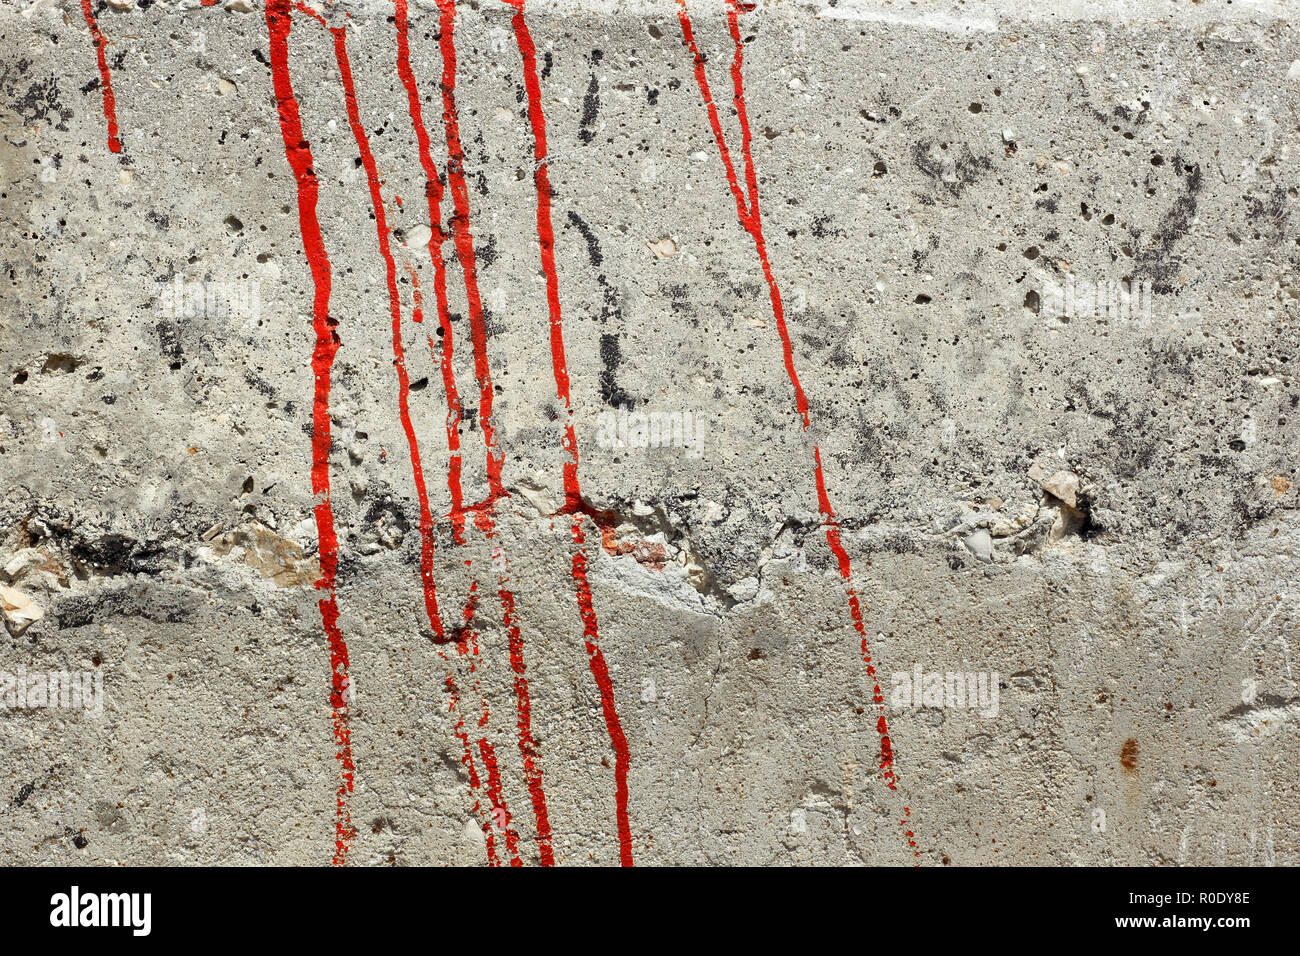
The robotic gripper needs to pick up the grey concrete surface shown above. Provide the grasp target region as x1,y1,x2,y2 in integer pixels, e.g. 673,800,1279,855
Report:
1,0,1297,865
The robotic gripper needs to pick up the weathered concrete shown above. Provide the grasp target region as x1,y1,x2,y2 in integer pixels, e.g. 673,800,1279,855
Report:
1,0,1297,865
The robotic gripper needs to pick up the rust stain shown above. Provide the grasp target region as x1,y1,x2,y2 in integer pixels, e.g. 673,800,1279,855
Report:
1272,475,1292,499
1120,738,1139,772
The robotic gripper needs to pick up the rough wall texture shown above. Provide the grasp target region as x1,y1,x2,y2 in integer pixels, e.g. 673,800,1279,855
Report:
1,0,1297,866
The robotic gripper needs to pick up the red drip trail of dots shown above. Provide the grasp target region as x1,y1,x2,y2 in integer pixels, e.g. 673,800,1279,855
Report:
674,0,920,859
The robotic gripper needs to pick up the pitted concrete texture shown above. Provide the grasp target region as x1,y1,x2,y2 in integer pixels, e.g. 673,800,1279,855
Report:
1,0,1298,865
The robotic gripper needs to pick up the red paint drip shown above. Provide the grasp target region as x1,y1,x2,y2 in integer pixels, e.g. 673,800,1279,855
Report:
406,255,466,547
507,0,635,867
570,516,634,866
329,21,446,644
264,0,356,865
478,738,522,866
290,1,327,26
326,14,511,865
394,0,555,865
676,0,917,856
444,592,506,863
403,260,424,323
433,0,505,506
81,0,122,154
492,560,554,864
393,0,467,545
448,676,499,866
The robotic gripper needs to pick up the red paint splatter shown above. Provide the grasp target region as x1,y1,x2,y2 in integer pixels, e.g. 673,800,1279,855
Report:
506,0,634,867
676,0,917,856
263,0,356,865
394,0,556,865
81,0,122,154
447,675,499,866
478,738,522,866
402,259,424,324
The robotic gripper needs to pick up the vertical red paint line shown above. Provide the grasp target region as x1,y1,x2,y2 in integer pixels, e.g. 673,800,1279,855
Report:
433,0,505,506
675,0,917,856
570,517,634,865
402,258,465,523
506,0,635,867
489,555,554,864
456,582,520,865
725,5,761,224
263,0,356,865
329,21,446,645
403,259,424,324
674,9,750,226
81,0,123,154
328,17,511,865
478,738,523,867
448,590,511,865
448,675,500,866
393,0,556,865
393,1,468,545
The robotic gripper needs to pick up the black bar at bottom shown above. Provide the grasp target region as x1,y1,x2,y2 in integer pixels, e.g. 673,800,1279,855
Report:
0,865,1286,942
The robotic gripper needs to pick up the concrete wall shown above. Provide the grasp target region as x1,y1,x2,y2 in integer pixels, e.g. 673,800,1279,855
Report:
1,0,1297,865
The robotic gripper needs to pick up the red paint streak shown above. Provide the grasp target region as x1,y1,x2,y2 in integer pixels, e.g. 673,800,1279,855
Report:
447,676,499,866
675,1,807,427
448,679,480,788
393,0,467,546
456,580,482,661
403,260,423,322
263,0,355,865
328,16,514,866
433,0,505,506
443,592,508,865
81,0,122,154
394,0,555,865
676,0,916,855
330,21,446,646
506,0,634,867
491,554,554,864
570,517,634,866
478,738,522,866
290,1,327,26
